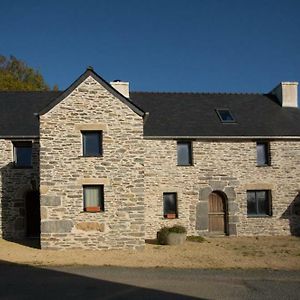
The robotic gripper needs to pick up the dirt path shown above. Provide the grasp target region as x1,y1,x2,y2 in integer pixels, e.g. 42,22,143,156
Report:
1,236,299,269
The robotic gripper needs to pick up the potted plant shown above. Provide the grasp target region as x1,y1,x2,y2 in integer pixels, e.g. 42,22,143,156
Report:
157,225,187,245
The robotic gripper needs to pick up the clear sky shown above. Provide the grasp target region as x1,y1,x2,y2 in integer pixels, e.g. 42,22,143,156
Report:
1,0,299,93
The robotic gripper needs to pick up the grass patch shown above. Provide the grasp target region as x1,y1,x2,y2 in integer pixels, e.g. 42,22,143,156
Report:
187,236,206,243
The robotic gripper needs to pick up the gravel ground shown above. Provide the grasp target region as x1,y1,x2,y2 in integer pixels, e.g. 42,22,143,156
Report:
0,236,299,269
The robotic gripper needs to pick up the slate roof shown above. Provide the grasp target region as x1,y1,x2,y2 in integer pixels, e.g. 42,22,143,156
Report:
0,91,62,137
130,92,300,138
1,81,300,139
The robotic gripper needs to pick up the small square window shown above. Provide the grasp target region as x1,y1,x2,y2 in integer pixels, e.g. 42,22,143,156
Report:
13,142,32,168
256,142,270,166
247,190,272,216
177,141,192,166
216,109,235,123
83,185,104,212
163,193,178,219
82,131,102,157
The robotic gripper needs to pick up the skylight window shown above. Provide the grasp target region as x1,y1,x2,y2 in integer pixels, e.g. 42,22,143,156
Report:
216,109,235,123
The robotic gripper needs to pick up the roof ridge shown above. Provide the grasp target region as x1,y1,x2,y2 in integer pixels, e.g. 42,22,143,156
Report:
131,91,264,95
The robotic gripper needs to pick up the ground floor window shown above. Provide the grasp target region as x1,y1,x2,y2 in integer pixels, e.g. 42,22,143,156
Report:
83,185,104,212
247,190,272,216
163,192,178,219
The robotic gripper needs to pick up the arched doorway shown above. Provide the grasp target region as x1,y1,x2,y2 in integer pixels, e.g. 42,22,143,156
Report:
25,191,40,237
208,192,228,235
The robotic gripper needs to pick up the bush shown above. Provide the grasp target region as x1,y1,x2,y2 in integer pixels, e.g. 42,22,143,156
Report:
187,235,206,243
157,225,187,245
168,225,187,234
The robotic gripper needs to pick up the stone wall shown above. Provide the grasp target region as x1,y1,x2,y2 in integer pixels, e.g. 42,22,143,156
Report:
144,139,300,238
0,139,39,239
39,76,145,250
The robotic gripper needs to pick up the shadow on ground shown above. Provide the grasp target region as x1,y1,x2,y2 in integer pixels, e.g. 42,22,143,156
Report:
0,260,203,300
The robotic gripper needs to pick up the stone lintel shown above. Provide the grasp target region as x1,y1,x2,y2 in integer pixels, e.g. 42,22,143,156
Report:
75,123,108,131
243,183,274,190
77,178,110,185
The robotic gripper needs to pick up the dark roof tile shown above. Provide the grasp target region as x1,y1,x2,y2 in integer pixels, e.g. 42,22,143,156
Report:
0,91,62,137
130,92,300,137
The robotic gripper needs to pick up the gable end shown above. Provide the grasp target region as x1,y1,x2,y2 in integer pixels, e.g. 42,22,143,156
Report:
38,68,145,117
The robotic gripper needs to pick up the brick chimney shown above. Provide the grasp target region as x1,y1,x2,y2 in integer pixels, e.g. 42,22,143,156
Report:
110,80,129,98
271,82,298,108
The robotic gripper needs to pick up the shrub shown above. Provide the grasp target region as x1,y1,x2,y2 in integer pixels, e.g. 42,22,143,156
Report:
157,225,187,245
187,235,206,243
168,225,187,234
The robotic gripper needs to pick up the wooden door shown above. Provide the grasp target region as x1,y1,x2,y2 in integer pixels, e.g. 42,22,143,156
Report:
208,192,226,234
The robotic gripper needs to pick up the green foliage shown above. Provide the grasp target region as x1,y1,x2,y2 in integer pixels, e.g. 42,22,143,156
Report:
168,225,187,234
157,225,187,245
0,55,53,91
187,235,206,243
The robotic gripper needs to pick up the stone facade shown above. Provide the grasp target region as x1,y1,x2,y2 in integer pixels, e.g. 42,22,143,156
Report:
0,139,39,239
39,76,145,249
144,139,300,238
0,72,299,250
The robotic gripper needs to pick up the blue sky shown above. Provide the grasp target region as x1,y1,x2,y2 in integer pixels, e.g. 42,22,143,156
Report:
1,0,299,93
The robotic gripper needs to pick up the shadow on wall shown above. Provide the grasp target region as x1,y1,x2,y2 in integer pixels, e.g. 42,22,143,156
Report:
0,260,203,300
281,192,300,236
1,142,41,248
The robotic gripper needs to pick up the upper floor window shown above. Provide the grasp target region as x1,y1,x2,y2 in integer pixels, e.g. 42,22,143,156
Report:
247,190,272,217
83,185,104,212
216,109,235,123
256,142,270,166
82,131,102,157
13,141,32,168
177,141,192,166
163,192,178,219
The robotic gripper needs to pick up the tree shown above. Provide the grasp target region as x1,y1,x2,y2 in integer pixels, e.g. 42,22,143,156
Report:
0,55,56,91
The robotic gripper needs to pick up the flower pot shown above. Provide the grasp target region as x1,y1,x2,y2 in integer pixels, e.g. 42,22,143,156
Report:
166,232,186,245
166,213,176,219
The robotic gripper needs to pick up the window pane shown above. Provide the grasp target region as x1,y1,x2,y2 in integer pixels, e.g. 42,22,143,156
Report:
163,193,177,215
84,187,100,207
15,146,32,167
217,110,235,122
247,191,257,215
257,143,267,165
257,191,268,215
84,185,104,211
83,132,102,156
177,142,191,165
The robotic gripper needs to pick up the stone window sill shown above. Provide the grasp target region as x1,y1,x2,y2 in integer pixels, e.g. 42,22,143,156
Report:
247,215,272,218
78,155,103,158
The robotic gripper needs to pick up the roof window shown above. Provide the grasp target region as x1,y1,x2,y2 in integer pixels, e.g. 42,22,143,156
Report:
216,109,235,123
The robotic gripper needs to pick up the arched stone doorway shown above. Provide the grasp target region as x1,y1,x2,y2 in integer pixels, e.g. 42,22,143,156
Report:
25,190,40,237
208,191,228,235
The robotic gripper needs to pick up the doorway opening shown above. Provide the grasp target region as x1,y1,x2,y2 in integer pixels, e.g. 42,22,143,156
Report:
208,191,228,235
25,190,40,238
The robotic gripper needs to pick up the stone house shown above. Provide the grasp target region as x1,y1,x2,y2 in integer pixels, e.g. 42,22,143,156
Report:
0,68,299,250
